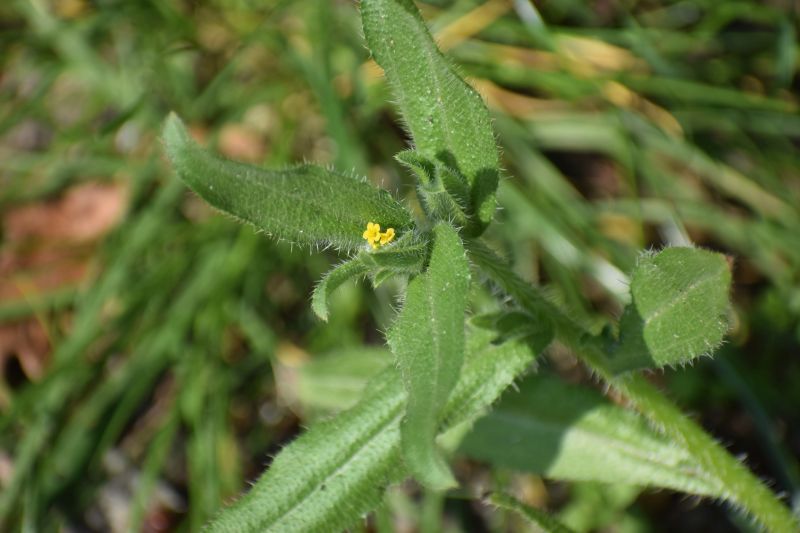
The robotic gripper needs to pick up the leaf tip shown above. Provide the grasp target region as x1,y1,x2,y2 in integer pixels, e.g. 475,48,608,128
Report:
311,282,330,322
162,112,186,145
161,112,195,172
312,302,330,322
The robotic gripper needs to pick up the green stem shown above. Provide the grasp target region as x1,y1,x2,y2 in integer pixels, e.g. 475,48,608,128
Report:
467,240,798,533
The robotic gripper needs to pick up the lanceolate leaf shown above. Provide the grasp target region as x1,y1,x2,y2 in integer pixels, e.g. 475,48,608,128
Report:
361,0,500,233
206,329,538,532
389,223,470,490
209,370,404,533
435,163,472,216
461,375,724,497
162,113,412,251
395,149,435,187
610,247,732,373
396,150,473,228
439,326,551,433
312,258,371,321
418,183,471,229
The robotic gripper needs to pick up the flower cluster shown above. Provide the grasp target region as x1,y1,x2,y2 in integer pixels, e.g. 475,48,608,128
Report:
362,221,395,249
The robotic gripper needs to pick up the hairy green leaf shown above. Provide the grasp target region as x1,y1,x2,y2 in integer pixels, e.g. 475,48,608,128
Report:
162,113,412,251
434,163,472,217
370,268,398,288
418,185,471,229
208,370,404,533
396,150,473,228
487,493,576,533
361,0,500,234
395,149,435,187
311,258,371,321
206,329,537,532
312,232,428,320
610,247,732,372
461,375,724,496
389,223,470,490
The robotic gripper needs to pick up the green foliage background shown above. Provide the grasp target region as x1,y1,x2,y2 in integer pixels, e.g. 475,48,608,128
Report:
1,0,799,531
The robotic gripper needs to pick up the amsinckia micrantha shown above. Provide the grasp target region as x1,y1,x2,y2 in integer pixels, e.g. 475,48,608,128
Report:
362,221,395,250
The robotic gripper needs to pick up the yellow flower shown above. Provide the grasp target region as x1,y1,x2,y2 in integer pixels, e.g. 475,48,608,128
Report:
379,227,395,245
362,222,395,249
362,222,381,244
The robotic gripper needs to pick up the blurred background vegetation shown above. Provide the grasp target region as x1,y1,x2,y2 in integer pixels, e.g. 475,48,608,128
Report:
1,0,799,531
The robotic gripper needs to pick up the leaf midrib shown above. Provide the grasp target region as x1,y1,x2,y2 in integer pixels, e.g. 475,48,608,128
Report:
424,274,443,412
639,263,726,325
412,20,459,168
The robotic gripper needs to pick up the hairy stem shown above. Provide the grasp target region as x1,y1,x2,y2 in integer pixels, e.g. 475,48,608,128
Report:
467,240,798,533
